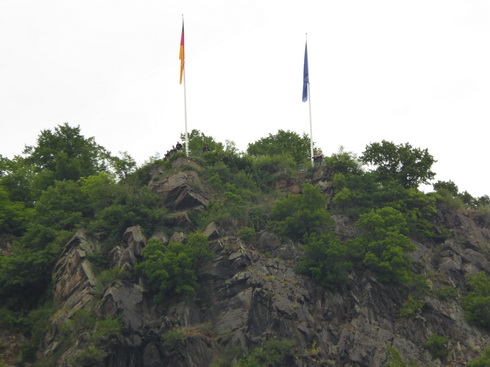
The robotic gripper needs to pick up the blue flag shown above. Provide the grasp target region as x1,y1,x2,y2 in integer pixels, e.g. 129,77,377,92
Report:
302,42,309,102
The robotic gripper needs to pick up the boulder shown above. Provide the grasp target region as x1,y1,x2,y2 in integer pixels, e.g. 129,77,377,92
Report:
150,170,209,211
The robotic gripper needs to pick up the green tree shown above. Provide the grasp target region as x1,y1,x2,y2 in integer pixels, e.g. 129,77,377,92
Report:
0,185,30,235
349,207,416,284
135,234,212,303
23,123,113,194
361,140,436,189
269,183,333,241
462,271,490,329
247,130,312,166
424,334,448,360
181,129,225,157
323,147,362,176
297,232,352,290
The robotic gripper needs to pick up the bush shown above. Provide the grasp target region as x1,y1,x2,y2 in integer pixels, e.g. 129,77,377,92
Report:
462,271,490,329
297,232,352,290
161,329,186,349
424,334,448,360
469,346,490,367
236,338,295,367
135,234,213,303
269,183,333,241
400,296,425,317
434,286,458,300
348,207,416,284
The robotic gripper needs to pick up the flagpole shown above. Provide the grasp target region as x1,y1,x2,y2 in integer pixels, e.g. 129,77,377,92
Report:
183,53,189,156
303,33,314,167
308,82,313,167
180,15,189,156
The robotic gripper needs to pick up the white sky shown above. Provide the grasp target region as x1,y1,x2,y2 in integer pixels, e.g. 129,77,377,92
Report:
1,0,489,197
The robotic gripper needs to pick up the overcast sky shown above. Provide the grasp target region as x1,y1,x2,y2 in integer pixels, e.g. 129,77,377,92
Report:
1,0,489,197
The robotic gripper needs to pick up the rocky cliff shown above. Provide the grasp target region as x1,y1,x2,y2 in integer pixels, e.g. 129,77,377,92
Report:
32,158,490,366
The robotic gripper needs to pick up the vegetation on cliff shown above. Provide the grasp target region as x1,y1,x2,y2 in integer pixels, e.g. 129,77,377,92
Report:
1,123,490,366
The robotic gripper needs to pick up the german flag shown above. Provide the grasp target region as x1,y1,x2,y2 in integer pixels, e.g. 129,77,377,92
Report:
179,21,185,84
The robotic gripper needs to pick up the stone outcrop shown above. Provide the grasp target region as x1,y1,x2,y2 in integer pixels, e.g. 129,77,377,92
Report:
149,159,210,211
32,163,490,367
41,214,490,366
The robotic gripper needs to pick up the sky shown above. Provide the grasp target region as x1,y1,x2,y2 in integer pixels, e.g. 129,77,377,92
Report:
1,0,489,197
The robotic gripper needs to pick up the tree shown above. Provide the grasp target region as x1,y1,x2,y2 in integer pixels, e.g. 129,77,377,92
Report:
135,234,212,303
23,123,113,192
247,130,312,165
297,232,352,290
181,129,224,157
269,183,333,241
462,271,490,329
361,140,436,189
349,207,416,284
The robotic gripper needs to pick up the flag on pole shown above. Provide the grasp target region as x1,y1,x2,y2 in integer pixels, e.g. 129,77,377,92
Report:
302,41,309,102
179,20,185,84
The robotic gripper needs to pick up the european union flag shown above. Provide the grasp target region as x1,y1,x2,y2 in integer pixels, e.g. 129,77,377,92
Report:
302,42,309,102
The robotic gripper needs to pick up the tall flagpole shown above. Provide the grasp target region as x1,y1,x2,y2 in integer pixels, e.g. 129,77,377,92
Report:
180,15,189,156
303,34,314,167
308,80,313,167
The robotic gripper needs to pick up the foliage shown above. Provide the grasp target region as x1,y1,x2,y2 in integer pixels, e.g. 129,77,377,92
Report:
462,271,490,329
468,345,490,367
384,346,419,367
73,345,108,366
361,140,436,189
135,235,213,303
424,334,448,359
400,296,425,317
323,147,362,176
235,338,295,367
239,227,256,244
0,185,30,235
89,316,123,342
161,329,186,349
182,129,225,157
297,232,352,290
348,207,416,284
23,123,114,195
269,183,333,241
434,286,458,300
61,309,96,337
247,129,312,166
434,180,490,211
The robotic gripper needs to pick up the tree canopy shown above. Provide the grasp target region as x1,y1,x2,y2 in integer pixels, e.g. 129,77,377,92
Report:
247,130,312,165
361,140,436,189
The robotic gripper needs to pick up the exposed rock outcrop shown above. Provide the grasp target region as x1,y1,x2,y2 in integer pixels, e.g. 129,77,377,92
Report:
41,215,490,366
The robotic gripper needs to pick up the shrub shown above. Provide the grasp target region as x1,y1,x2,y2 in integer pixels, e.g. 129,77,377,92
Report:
348,207,416,284
424,334,448,359
469,346,490,367
269,183,333,241
89,316,122,342
239,227,256,244
297,232,352,290
434,286,458,300
236,338,295,367
462,271,490,329
400,296,425,317
74,345,107,365
161,329,186,349
135,234,213,303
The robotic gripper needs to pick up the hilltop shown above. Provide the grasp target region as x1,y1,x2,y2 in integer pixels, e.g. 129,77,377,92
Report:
1,124,489,366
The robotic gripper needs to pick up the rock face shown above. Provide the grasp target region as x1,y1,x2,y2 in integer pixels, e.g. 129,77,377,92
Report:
149,159,210,211
42,217,490,367
35,165,490,366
